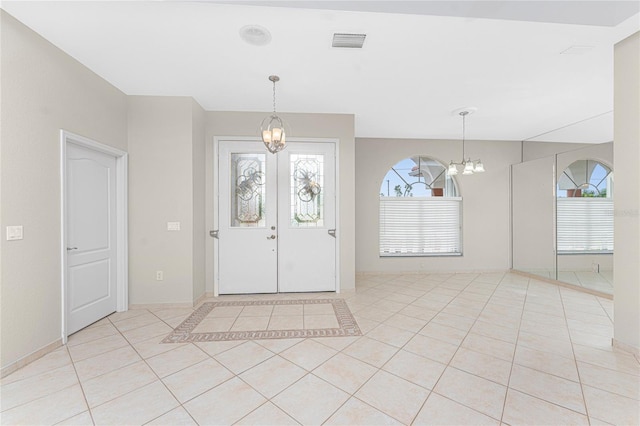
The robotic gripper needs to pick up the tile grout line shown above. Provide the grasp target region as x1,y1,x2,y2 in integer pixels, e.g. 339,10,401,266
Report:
0,349,91,424
498,274,529,425
5,273,631,425
409,272,510,424
398,274,494,423
559,289,594,425
361,272,507,424
89,311,190,422
508,283,602,420
138,337,216,426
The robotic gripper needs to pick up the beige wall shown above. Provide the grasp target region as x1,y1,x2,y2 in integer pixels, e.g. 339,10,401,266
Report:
205,111,356,291
556,142,613,178
613,32,640,352
512,156,556,275
355,138,521,273
0,11,128,370
523,141,591,162
128,96,202,305
192,100,206,302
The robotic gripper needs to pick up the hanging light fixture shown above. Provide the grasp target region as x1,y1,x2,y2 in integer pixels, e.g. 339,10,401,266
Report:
261,75,287,154
448,109,485,176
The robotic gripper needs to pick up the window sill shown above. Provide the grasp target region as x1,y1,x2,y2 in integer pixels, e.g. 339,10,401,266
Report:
380,253,463,258
558,251,613,255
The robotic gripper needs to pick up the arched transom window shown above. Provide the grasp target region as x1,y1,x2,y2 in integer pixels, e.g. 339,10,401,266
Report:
379,156,462,256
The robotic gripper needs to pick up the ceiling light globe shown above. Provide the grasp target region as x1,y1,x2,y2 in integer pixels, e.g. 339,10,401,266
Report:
463,161,475,175
260,114,287,154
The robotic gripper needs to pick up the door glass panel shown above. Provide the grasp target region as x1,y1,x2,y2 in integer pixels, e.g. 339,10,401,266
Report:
290,154,324,227
231,153,266,227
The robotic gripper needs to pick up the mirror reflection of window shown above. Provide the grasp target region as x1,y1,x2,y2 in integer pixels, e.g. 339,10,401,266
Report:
379,156,462,256
557,159,613,253
557,160,613,198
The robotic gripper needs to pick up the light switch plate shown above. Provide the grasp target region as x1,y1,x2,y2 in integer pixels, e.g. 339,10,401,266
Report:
167,222,181,231
6,225,23,241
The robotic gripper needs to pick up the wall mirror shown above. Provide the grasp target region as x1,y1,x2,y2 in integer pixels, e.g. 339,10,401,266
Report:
556,157,614,294
512,143,613,296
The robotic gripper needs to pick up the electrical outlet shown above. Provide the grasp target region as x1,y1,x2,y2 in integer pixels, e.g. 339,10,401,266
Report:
156,271,164,281
591,263,600,273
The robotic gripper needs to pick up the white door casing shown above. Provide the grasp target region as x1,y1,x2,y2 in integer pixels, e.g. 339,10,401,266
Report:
61,130,128,340
216,139,337,294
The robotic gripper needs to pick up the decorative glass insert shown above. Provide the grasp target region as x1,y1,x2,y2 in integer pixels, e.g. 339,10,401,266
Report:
231,153,266,227
290,154,324,227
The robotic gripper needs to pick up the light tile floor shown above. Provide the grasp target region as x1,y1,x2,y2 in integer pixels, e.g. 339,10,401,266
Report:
1,272,639,425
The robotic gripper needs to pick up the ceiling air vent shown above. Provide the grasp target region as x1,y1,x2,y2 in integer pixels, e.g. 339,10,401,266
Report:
332,33,366,48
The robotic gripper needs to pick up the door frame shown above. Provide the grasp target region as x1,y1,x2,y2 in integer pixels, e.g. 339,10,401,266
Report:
211,136,341,296
60,130,129,343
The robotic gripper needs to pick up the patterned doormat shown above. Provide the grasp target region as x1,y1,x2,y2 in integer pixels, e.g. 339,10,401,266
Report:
162,298,361,343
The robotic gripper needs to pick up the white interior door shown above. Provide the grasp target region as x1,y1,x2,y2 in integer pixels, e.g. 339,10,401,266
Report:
218,142,278,294
217,140,336,294
66,143,117,334
278,143,336,292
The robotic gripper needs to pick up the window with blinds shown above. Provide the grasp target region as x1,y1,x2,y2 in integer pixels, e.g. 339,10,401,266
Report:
379,197,462,256
557,198,613,252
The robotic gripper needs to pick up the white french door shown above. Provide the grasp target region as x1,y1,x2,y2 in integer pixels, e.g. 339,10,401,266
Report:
218,143,278,294
217,140,336,294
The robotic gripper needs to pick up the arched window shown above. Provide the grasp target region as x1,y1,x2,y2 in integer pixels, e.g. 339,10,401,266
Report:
379,156,462,256
557,159,613,252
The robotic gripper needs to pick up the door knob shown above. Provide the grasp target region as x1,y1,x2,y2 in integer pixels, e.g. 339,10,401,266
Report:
66,247,78,251
267,235,277,240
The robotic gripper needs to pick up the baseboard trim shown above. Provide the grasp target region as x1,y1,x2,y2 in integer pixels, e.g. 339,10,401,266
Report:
612,338,640,360
194,292,213,307
1,339,63,379
511,270,613,300
356,269,510,277
128,301,194,310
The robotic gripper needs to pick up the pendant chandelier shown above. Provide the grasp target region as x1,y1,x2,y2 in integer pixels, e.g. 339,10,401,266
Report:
448,109,485,176
260,75,287,154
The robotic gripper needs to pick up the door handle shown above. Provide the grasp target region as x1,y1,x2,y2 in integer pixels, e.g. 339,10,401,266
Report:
267,235,277,240
66,247,78,251
209,230,219,239
328,229,336,238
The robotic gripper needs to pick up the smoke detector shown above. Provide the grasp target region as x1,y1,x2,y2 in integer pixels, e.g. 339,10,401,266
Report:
239,25,272,46
332,33,366,48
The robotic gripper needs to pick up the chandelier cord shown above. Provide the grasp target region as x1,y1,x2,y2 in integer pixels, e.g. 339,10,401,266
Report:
272,80,276,114
461,111,467,161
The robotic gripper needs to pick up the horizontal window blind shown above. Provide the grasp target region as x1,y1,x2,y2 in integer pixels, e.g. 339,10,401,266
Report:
557,198,613,252
380,197,462,256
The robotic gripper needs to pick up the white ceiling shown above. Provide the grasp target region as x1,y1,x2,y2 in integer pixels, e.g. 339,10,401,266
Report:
2,1,639,143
